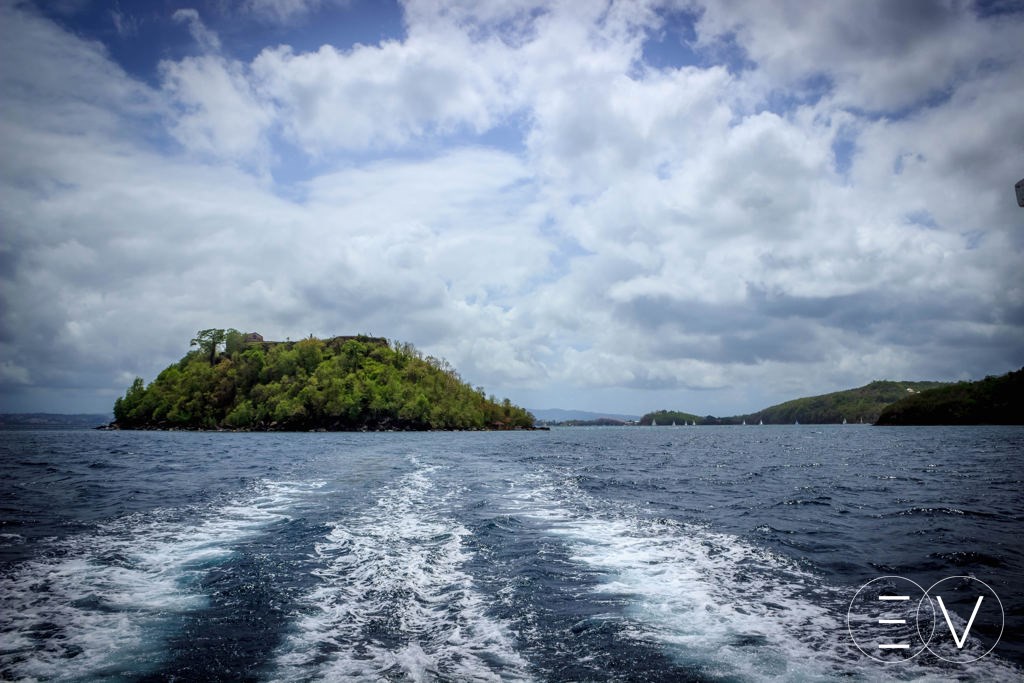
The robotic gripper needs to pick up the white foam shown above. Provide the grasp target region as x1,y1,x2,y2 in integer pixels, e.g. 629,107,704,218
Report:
273,462,534,682
505,474,1023,682
0,479,318,681
0,533,25,546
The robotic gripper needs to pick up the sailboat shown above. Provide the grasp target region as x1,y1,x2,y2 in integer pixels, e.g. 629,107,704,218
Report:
651,418,657,426
742,419,746,425
759,419,763,425
842,418,847,425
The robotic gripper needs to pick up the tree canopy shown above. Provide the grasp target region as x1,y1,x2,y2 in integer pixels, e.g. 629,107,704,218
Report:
876,368,1024,425
113,334,535,431
640,410,701,426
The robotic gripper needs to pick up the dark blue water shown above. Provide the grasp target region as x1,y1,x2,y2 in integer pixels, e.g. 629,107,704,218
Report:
1,426,1021,681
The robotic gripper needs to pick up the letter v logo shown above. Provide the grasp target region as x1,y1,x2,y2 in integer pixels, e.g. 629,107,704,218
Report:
936,596,983,648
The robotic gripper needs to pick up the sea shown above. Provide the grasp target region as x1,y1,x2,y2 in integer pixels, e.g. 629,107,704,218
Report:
1,426,1022,682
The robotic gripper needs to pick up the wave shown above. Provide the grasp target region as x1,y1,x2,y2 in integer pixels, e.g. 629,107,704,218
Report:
502,470,1023,682
272,459,533,682
0,479,318,681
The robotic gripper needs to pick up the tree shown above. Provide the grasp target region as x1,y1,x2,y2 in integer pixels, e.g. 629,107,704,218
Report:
191,328,227,366
225,329,245,355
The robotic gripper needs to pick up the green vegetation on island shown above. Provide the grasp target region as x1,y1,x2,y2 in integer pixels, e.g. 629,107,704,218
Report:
876,368,1024,425
730,380,951,425
112,329,535,431
547,418,632,427
639,410,702,426
643,380,952,426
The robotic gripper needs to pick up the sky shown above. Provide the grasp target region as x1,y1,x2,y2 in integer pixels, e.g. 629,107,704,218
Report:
1,0,1023,418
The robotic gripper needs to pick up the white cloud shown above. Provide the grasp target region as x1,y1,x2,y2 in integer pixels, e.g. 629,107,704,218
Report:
1,0,1022,415
245,0,329,24
251,27,513,153
694,0,1024,113
172,8,221,53
160,54,275,164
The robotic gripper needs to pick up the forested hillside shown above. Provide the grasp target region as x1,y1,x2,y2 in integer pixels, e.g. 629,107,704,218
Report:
876,368,1023,425
112,330,535,431
644,381,950,425
733,381,950,425
639,410,702,425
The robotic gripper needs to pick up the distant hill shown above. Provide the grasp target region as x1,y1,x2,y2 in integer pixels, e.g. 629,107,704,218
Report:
0,413,111,429
531,408,639,423
639,409,702,426
644,380,952,426
876,368,1024,425
727,381,951,425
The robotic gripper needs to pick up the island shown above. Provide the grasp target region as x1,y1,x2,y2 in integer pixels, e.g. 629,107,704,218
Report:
109,330,536,431
875,367,1023,425
641,381,949,426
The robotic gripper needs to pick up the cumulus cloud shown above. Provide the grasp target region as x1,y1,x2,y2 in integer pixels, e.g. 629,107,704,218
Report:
172,8,221,53
251,29,512,153
160,54,274,164
1,0,1022,415
245,0,328,24
694,0,1024,112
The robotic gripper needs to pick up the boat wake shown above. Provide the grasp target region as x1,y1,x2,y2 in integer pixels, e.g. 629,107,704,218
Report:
501,469,1022,682
272,458,533,682
0,479,318,681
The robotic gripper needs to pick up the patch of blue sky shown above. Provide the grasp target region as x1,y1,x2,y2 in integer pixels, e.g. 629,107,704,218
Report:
831,127,858,178
973,0,1024,18
640,6,757,77
962,230,986,250
440,111,531,156
758,73,834,116
695,30,756,75
905,209,939,229
527,219,593,289
35,3,192,88
845,86,957,123
35,0,405,87
218,0,406,63
640,7,702,71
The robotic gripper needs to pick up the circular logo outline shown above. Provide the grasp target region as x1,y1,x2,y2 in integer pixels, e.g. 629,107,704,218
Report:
847,575,935,663
918,575,1005,664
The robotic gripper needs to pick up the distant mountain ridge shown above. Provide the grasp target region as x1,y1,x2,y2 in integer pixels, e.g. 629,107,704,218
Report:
641,380,953,426
0,413,111,429
728,380,951,425
530,408,640,423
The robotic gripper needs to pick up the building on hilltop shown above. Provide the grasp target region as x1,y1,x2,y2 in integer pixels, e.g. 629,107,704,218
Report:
240,332,388,350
